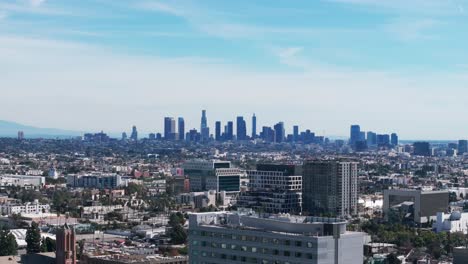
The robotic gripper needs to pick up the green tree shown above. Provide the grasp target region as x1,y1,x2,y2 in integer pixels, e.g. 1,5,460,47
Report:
169,224,187,245
0,229,18,256
26,222,41,254
386,253,401,264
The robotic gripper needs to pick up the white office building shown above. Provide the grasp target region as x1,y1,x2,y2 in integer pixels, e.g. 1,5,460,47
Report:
0,200,50,216
189,211,366,264
435,211,468,234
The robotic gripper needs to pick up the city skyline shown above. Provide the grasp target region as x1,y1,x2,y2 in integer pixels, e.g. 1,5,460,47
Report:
2,0,468,139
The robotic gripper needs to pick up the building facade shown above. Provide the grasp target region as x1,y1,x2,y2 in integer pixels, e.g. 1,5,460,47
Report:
238,164,302,214
188,211,365,264
302,160,358,217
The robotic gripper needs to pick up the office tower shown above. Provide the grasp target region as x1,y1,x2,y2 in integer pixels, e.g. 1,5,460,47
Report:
17,131,24,140
183,160,240,193
391,133,399,146
252,113,257,139
148,133,156,140
376,134,390,147
226,121,234,140
359,131,366,141
458,140,468,155
187,129,201,142
274,122,285,143
293,125,299,142
238,164,302,214
261,126,275,142
189,211,365,264
121,132,127,141
156,133,162,140
178,117,185,141
413,142,431,156
236,116,247,140
303,160,358,217
349,125,361,145
130,125,138,141
56,224,77,264
366,131,377,146
164,117,176,140
200,110,210,141
215,121,222,141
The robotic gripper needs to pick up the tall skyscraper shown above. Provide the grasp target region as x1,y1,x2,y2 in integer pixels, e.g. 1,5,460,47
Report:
303,160,358,217
17,131,24,140
350,125,360,145
178,117,185,141
413,142,431,156
293,125,299,142
200,110,209,141
226,121,234,140
366,131,377,146
236,116,247,140
251,113,257,139
130,126,138,141
121,132,127,141
215,121,222,141
164,117,176,140
458,140,467,155
391,133,399,146
274,122,285,143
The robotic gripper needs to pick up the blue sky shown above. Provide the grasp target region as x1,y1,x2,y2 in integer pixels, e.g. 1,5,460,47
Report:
1,0,468,139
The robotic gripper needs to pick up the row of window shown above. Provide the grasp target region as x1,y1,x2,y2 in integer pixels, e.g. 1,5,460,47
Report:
193,231,316,248
191,250,313,263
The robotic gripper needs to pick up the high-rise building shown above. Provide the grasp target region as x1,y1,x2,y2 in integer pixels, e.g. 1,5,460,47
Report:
17,131,24,140
164,117,176,140
130,126,138,141
251,113,257,139
458,140,468,155
293,125,299,142
366,131,377,146
391,133,399,146
183,160,240,193
226,121,234,140
238,164,302,214
215,121,222,141
121,132,127,141
413,142,431,156
303,160,358,217
56,224,77,264
189,211,365,264
376,134,390,147
261,126,275,142
200,110,209,141
178,117,185,141
349,125,360,145
236,116,247,140
274,122,285,143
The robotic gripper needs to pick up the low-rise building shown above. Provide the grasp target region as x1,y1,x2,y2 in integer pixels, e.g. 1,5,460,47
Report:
435,211,468,234
0,200,50,216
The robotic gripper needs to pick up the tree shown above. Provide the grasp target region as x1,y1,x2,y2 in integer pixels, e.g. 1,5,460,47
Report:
40,237,56,252
0,229,18,256
169,224,187,245
26,222,41,254
386,253,401,264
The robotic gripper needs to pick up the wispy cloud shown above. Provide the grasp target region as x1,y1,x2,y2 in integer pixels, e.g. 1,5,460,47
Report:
29,0,46,7
384,18,441,41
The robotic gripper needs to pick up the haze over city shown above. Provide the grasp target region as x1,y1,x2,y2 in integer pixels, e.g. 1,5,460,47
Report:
1,0,468,139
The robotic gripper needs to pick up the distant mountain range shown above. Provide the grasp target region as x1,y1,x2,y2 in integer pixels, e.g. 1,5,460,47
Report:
0,120,84,139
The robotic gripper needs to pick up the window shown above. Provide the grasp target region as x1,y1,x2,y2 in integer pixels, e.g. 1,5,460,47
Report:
284,251,290,257
295,241,302,247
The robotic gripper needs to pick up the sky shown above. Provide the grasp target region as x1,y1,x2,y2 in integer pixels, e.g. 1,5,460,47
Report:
1,0,468,140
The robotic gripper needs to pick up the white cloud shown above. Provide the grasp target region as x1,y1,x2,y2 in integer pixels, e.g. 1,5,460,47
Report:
1,35,467,139
384,18,441,41
29,0,46,7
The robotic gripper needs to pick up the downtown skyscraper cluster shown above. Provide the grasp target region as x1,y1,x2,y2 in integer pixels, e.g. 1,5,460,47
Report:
157,110,325,144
